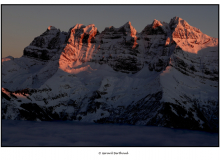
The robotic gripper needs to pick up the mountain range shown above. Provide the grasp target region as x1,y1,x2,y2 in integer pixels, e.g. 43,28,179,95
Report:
2,17,219,132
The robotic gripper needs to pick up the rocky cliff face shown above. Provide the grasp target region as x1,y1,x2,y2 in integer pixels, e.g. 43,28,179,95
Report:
2,17,218,132
23,26,67,60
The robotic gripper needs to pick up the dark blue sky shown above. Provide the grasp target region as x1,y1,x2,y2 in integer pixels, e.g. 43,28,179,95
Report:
2,5,218,58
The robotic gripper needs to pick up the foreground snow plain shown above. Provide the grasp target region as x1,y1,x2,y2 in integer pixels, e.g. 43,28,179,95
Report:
2,119,218,146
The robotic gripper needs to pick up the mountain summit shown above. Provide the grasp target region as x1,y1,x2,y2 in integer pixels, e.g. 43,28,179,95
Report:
2,17,218,132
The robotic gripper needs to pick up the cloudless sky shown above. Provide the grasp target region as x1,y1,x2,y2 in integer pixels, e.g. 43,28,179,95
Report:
2,5,218,58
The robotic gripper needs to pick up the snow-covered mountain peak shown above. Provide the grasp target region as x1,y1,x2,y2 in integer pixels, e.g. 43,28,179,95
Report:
170,16,198,32
141,19,170,35
122,21,132,27
84,24,97,34
169,16,185,27
83,24,98,36
119,21,137,37
67,24,85,36
102,26,117,33
47,26,58,30
43,26,60,36
152,19,163,29
122,21,132,29
170,17,218,54
170,16,182,23
2,56,14,62
67,24,98,44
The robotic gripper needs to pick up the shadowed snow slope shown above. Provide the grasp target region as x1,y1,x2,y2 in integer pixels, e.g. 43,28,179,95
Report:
2,17,218,132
